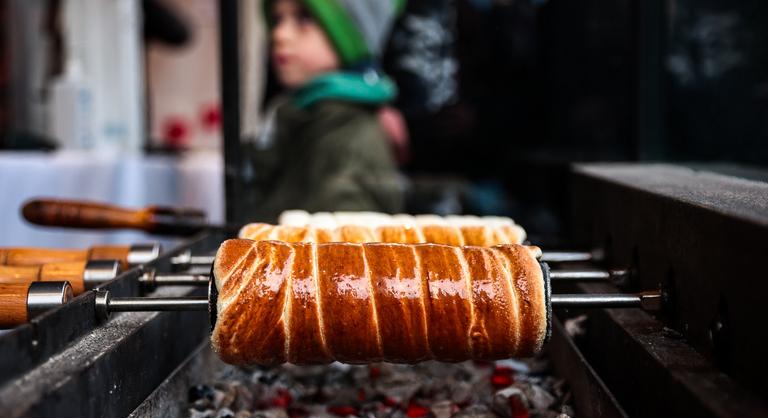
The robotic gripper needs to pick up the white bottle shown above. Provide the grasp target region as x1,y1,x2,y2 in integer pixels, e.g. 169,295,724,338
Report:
48,58,95,149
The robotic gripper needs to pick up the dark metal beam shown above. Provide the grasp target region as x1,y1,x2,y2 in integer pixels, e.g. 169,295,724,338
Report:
218,0,244,223
571,163,768,402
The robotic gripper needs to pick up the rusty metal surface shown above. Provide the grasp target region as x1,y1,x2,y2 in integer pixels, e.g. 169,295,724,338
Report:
572,163,768,399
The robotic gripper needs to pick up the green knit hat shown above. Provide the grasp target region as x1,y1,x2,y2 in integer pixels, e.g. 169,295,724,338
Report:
267,0,406,67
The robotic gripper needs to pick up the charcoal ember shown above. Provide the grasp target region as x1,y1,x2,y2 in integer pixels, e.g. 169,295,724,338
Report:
251,408,289,418
491,387,527,418
216,383,237,409
451,405,493,418
190,384,217,403
302,404,339,417
513,381,556,411
251,368,283,386
193,398,213,412
189,351,572,418
216,408,236,418
189,409,216,418
233,382,255,411
373,371,422,404
430,400,457,418
448,381,475,405
494,360,530,375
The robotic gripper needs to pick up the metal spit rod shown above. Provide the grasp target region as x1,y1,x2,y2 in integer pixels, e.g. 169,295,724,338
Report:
142,268,626,286
94,290,661,317
540,251,597,263
138,270,210,286
171,249,604,268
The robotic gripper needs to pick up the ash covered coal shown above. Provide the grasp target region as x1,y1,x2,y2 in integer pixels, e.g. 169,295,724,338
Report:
187,353,574,418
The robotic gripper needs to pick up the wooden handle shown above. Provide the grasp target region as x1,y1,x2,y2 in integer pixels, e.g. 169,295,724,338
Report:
22,198,208,235
0,246,130,270
0,262,87,294
39,262,87,294
0,265,42,282
0,283,30,328
1,247,90,266
22,198,150,231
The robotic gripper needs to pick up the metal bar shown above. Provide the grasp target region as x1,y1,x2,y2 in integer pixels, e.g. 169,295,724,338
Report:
169,251,215,269
107,297,209,312
551,293,661,310
146,270,614,286
187,255,215,265
540,251,595,263
141,273,210,286
550,269,611,281
219,0,244,223
552,294,640,308
177,252,598,268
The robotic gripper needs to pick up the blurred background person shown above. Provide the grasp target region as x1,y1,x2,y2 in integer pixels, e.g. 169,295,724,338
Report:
241,0,406,222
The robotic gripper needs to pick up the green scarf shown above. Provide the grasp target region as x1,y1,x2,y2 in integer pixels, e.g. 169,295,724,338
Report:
292,71,397,109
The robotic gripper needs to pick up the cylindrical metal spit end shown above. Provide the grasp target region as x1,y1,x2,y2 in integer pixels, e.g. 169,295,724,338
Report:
169,250,192,268
83,260,121,290
95,290,111,321
27,281,73,320
169,250,215,269
128,243,162,266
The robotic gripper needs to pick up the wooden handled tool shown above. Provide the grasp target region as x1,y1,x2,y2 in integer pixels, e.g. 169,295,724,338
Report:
22,198,209,236
0,244,160,269
0,282,73,328
0,260,121,295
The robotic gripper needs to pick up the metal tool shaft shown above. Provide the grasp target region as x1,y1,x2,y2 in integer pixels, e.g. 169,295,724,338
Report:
551,292,661,310
170,251,215,268
540,251,595,263
175,250,603,268
148,270,617,286
549,269,611,281
139,271,210,286
106,297,209,312
98,292,659,314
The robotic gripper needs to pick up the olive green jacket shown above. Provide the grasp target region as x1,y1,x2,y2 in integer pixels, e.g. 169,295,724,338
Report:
242,99,403,223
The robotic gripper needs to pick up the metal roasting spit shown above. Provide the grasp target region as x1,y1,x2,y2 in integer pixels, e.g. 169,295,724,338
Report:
170,248,603,269
0,263,661,328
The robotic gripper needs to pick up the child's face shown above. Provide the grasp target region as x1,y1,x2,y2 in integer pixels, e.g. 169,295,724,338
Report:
271,0,340,88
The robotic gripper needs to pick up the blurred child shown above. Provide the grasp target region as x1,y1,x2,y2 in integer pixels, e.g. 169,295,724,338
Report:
245,0,406,221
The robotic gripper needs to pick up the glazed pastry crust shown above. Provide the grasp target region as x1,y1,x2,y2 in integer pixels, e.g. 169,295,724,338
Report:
212,239,548,365
239,223,525,246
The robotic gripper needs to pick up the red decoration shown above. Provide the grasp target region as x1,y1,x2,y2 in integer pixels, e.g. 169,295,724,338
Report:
200,103,221,132
162,116,191,147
